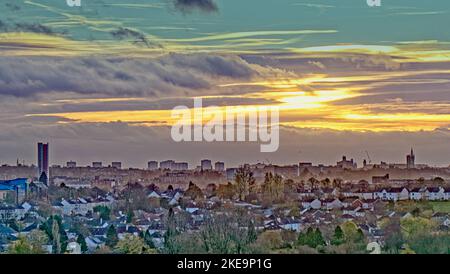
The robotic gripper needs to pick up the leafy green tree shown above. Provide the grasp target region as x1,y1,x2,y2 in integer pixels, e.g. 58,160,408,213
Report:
40,215,68,254
298,227,324,248
106,225,119,248
115,235,156,254
7,236,34,254
331,226,345,246
7,231,49,254
408,234,450,254
341,221,361,243
93,205,111,221
313,228,326,247
126,210,134,223
77,234,88,253
401,216,435,240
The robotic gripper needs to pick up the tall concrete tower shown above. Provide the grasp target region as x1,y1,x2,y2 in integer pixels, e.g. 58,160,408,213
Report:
406,148,415,169
37,142,49,183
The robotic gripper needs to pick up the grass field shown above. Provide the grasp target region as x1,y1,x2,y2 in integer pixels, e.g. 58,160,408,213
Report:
393,201,450,214
430,201,450,213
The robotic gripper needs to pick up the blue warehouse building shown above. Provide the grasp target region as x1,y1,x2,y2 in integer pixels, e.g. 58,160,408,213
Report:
0,178,28,204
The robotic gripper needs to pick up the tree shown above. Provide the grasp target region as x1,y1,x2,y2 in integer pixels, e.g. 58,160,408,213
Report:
163,208,181,254
331,226,345,246
339,221,367,253
7,231,49,254
341,221,360,243
52,218,62,254
115,235,155,254
298,227,325,249
143,229,156,249
408,234,450,254
234,166,255,201
126,209,134,224
400,216,435,240
217,182,235,200
77,234,88,253
313,228,325,248
184,181,204,200
27,230,49,254
41,215,68,254
7,236,34,254
253,231,284,251
261,172,284,205
381,217,404,254
106,225,119,248
93,205,111,221
199,213,252,254
246,221,258,245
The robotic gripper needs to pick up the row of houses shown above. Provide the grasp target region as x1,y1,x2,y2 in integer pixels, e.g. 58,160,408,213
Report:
52,195,115,216
301,186,450,202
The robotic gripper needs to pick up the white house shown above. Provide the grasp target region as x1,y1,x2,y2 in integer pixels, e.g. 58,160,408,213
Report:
425,187,445,201
445,188,450,201
301,198,321,210
85,236,105,251
376,188,409,201
409,187,426,201
322,198,343,210
278,217,302,232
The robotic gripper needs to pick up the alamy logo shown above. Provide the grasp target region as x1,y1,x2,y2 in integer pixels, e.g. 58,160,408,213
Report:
367,0,381,7
171,98,280,153
67,0,81,7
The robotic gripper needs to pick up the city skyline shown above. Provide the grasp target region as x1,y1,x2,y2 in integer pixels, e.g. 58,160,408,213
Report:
0,1,449,167
1,141,448,170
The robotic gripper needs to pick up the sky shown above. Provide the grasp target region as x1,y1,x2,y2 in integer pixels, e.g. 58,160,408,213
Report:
0,0,449,168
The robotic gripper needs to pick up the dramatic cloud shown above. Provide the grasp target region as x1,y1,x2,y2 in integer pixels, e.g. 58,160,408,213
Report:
171,0,219,14
0,20,58,35
0,54,289,98
110,27,155,48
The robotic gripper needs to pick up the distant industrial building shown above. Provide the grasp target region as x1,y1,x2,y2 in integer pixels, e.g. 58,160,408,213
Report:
92,162,103,168
159,160,188,170
172,162,188,171
215,161,225,172
66,161,77,168
148,161,158,170
201,159,212,171
226,168,237,181
0,178,28,204
111,162,122,169
336,156,357,170
160,160,175,170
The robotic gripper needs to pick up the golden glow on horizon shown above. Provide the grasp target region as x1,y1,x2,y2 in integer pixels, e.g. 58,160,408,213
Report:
3,30,450,133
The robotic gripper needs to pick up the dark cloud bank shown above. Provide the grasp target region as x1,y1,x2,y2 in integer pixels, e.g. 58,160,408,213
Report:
171,0,219,13
0,54,282,98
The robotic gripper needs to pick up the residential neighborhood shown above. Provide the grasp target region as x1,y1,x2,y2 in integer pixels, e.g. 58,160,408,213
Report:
1,160,449,254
